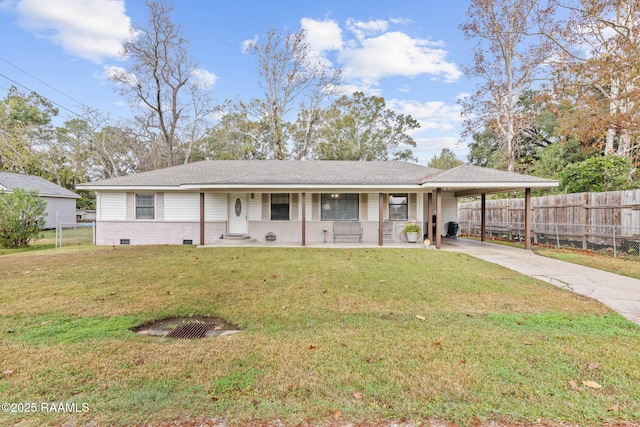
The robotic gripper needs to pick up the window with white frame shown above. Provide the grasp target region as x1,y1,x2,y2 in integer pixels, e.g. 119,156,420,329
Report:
321,193,359,220
388,194,408,220
135,193,155,220
270,193,290,220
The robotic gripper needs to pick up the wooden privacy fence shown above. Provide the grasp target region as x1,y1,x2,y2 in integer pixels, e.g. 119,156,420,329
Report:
457,190,640,254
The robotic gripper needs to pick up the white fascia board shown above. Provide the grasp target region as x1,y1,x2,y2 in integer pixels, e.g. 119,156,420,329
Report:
75,185,181,191
420,181,559,189
78,184,422,191
178,184,424,191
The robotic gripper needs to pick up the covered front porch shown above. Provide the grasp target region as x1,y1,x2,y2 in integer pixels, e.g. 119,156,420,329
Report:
196,190,460,248
197,187,541,250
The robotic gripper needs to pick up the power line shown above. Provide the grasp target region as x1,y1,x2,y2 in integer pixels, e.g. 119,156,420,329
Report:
0,57,89,109
0,72,83,119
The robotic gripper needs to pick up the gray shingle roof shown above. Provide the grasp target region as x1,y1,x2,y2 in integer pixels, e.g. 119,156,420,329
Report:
423,164,558,184
0,172,80,198
77,160,558,190
80,160,442,187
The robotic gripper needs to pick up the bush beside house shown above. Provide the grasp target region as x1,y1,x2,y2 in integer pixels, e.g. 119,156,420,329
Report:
0,188,47,248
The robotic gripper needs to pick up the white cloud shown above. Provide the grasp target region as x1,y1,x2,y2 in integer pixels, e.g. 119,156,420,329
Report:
102,65,137,87
387,99,466,164
346,18,388,40
413,136,465,164
389,17,413,25
12,0,132,63
335,82,382,97
415,136,460,151
300,18,343,68
191,68,217,89
241,35,258,54
301,17,461,91
390,99,463,131
301,18,342,51
340,31,461,84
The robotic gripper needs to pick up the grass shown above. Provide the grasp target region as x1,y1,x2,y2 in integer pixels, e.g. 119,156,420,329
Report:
535,247,640,280
0,226,93,256
1,245,639,426
462,236,640,280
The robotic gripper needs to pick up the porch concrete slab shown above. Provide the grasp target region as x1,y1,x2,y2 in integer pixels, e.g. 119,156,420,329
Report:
441,238,640,325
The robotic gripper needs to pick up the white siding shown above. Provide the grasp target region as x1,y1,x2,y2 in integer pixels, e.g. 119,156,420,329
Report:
442,192,457,224
422,191,458,235
248,194,262,220
205,193,227,221
164,192,200,221
306,193,313,220
367,193,379,220
416,193,424,223
99,192,126,221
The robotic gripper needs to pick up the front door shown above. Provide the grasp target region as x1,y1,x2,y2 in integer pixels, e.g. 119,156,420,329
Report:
228,193,248,235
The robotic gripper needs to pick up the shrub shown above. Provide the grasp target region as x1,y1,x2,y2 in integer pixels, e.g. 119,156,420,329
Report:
558,155,637,193
0,188,47,248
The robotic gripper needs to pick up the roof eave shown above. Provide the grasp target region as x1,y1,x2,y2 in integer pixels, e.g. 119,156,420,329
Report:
78,183,427,191
0,189,80,199
420,181,558,189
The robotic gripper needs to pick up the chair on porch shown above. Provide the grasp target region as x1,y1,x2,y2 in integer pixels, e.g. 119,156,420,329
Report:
382,219,393,242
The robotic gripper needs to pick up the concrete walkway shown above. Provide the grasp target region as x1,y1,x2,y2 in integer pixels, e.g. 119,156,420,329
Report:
441,238,640,326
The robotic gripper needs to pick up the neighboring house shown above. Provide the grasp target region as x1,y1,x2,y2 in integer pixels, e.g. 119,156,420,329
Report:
0,172,80,229
76,209,97,222
77,160,558,248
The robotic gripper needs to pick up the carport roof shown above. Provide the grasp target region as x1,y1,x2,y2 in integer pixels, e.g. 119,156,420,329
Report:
419,164,558,195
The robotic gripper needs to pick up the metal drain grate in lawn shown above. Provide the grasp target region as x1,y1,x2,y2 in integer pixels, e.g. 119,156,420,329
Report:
166,322,214,339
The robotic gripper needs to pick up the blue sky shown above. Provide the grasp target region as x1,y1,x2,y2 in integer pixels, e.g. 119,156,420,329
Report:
0,0,477,164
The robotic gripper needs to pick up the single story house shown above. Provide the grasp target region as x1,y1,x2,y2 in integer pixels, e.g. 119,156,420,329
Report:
76,160,558,249
76,209,97,222
0,171,80,229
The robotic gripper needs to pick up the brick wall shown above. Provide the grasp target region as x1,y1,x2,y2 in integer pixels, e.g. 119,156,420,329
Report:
96,221,226,245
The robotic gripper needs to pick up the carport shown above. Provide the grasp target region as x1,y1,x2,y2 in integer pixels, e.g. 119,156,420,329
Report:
418,165,558,249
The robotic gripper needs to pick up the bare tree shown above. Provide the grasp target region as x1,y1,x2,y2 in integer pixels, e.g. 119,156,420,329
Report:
70,107,155,179
242,28,342,160
460,0,554,172
109,0,213,168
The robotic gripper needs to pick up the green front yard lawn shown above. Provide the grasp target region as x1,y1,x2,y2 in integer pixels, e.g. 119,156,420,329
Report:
534,247,640,280
0,246,639,426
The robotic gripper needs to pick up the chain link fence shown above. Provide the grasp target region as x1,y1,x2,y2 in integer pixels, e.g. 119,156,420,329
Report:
459,221,640,259
55,222,95,247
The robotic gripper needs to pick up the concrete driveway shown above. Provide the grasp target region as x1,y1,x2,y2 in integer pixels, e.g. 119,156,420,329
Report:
442,238,640,326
